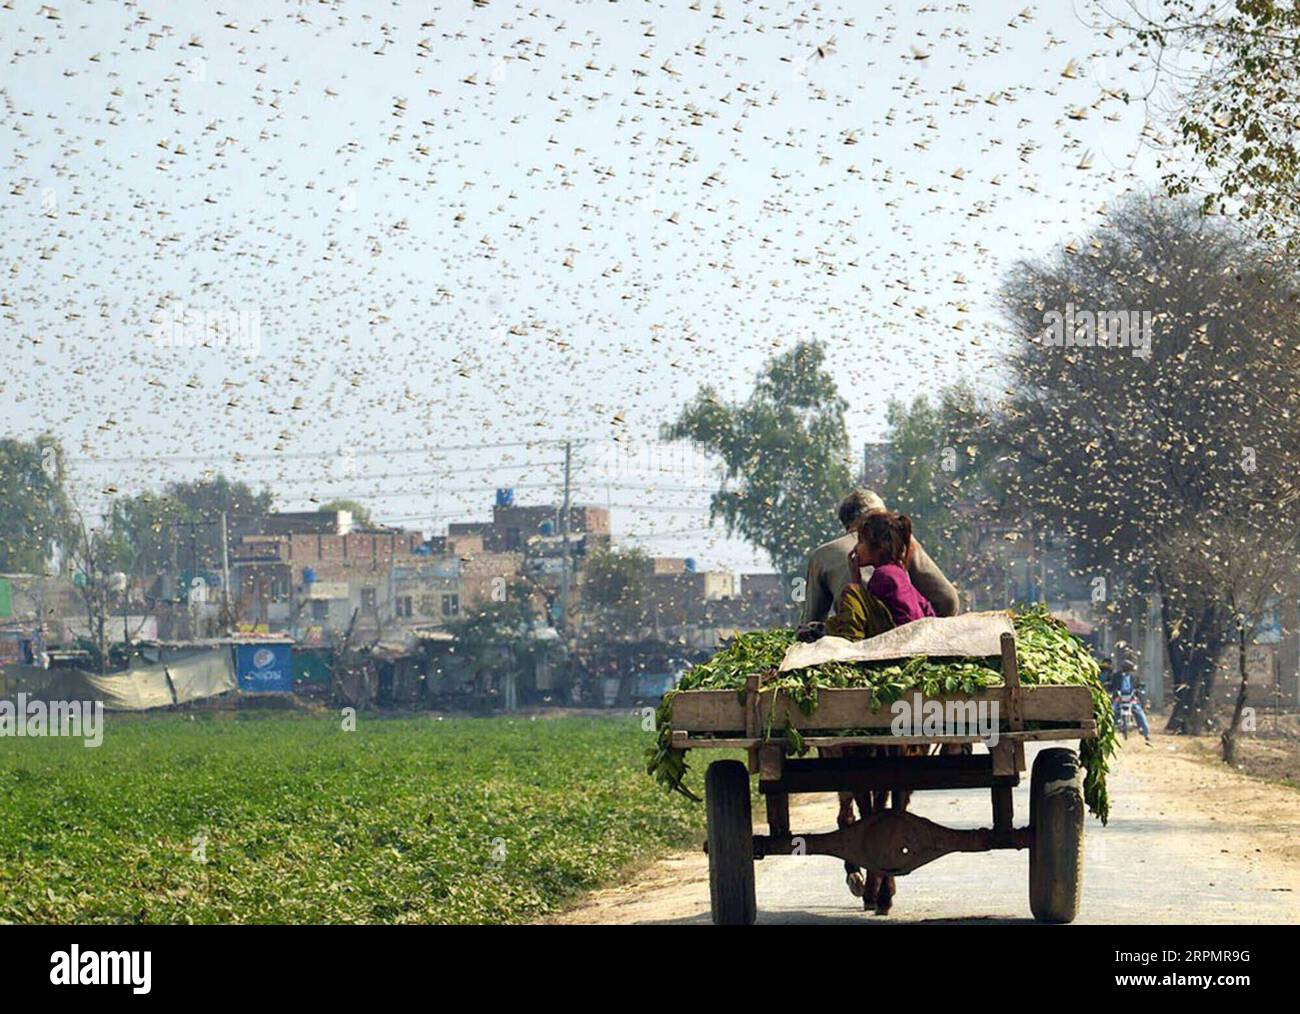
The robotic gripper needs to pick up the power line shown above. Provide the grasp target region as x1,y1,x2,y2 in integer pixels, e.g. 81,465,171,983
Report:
65,464,569,489
65,437,722,471
368,516,724,542
268,480,718,497
620,526,727,542
63,473,721,497
69,438,590,466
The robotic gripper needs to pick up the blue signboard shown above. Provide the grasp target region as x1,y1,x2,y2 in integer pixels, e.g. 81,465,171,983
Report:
236,643,293,693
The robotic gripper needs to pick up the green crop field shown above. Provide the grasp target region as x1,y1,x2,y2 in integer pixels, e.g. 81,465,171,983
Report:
0,712,707,924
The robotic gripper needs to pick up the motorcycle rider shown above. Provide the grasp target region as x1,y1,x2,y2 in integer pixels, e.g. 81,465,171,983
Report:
1111,647,1152,745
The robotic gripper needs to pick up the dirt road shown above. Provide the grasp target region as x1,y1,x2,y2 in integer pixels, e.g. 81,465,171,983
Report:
548,733,1300,924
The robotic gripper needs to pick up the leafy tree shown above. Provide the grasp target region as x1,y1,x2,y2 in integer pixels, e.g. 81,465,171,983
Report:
64,508,136,674
107,494,193,579
1117,0,1300,249
580,546,651,636
877,385,1010,605
664,341,853,578
109,475,273,585
879,385,989,547
318,499,373,527
0,435,73,573
444,580,541,707
167,475,273,527
880,396,948,537
997,193,1300,734
575,546,656,706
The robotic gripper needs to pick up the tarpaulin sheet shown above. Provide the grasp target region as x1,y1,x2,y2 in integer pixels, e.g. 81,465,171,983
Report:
79,662,175,710
778,611,1014,673
3,649,237,710
163,649,238,704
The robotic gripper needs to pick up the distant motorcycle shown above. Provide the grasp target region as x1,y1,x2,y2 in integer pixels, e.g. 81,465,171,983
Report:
1115,689,1139,740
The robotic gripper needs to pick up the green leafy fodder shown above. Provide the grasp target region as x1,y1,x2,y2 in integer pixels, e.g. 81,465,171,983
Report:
648,607,1117,822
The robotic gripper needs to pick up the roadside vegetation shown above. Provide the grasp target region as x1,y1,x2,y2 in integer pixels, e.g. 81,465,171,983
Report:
0,713,703,924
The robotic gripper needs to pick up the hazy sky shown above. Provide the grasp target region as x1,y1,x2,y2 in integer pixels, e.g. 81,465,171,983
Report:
2,0,1171,571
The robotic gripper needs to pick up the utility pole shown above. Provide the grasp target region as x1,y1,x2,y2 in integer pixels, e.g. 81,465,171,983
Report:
559,440,572,633
189,524,199,639
170,533,178,604
220,510,232,634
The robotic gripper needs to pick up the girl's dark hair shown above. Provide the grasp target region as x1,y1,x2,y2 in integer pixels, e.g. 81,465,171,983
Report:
857,510,913,565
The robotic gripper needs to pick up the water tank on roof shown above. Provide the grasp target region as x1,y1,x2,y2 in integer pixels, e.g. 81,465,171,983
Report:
495,487,515,507
685,558,697,573
540,519,555,536
302,567,317,584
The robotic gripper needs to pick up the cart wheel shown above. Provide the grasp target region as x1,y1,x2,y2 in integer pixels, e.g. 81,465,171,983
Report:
1029,747,1084,924
705,760,756,925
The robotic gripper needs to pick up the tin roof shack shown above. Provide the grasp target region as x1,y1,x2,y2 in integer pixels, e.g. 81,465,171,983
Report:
565,633,696,709
582,639,693,707
412,628,474,706
371,641,429,707
0,627,40,676
292,645,334,697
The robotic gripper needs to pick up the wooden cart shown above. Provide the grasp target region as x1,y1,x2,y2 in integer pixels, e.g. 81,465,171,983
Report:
667,633,1096,924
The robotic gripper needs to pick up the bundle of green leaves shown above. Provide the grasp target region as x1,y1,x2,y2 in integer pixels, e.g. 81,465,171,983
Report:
647,607,1116,822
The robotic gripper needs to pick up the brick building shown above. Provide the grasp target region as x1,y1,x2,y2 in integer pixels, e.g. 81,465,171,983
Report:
230,510,532,646
388,549,524,633
449,503,610,553
233,512,427,640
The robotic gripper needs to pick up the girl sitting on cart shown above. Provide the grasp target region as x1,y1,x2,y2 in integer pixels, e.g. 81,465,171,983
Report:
826,510,935,640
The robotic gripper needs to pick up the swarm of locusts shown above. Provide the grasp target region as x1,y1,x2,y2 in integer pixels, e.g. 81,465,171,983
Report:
647,607,1117,822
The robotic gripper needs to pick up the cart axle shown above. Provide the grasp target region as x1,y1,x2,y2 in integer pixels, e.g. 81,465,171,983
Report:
752,808,1033,876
